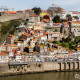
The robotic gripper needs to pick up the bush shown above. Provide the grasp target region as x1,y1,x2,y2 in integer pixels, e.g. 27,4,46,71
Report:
38,64,42,67
53,15,61,23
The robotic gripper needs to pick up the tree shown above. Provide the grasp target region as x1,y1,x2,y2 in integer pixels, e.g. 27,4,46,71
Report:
47,7,55,17
65,37,71,42
73,16,79,19
53,41,57,44
47,7,64,17
74,36,80,43
40,17,43,21
62,37,66,42
32,7,41,15
0,13,2,16
55,7,64,14
66,14,72,21
54,29,58,32
24,21,27,25
53,15,61,23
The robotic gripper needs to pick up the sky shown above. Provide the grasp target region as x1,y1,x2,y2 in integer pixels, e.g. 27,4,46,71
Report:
0,0,80,11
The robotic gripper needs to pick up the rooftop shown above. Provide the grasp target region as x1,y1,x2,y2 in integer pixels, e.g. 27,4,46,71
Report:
30,15,39,17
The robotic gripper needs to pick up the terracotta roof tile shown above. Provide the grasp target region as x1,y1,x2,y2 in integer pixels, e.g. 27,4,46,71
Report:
30,15,39,17
44,32,50,34
5,11,17,14
0,52,8,55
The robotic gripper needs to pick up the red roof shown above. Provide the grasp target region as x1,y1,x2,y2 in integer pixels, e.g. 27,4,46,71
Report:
5,11,17,14
40,35,44,37
23,33,31,37
17,10,23,12
43,11,47,13
0,52,8,56
72,12,79,14
25,9,32,11
0,11,3,12
44,32,49,34
30,15,39,17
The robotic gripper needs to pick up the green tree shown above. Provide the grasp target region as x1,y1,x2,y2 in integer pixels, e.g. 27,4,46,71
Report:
32,7,41,15
66,14,72,21
24,22,27,25
74,36,80,43
62,37,66,42
65,37,71,42
73,16,79,19
53,15,61,23
40,17,43,21
53,41,57,44
54,29,58,32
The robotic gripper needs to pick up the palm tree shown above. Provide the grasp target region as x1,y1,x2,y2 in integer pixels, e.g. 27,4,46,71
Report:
66,14,72,21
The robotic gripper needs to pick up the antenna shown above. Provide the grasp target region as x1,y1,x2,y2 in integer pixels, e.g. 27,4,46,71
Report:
52,4,56,7
52,4,60,7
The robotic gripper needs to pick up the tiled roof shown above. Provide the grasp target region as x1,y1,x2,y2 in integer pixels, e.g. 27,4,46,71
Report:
71,21,80,24
21,32,27,34
0,52,8,56
17,10,23,12
38,45,45,47
61,47,68,49
15,53,21,56
9,35,17,36
33,51,39,54
5,11,17,14
34,29,43,31
40,35,44,37
21,38,26,40
34,37,39,38
48,48,56,51
25,9,32,11
30,15,39,17
7,37,12,39
23,33,31,37
21,52,29,54
43,11,47,13
0,11,3,12
3,50,10,53
72,12,79,14
14,41,23,43
8,44,16,46
44,32,49,34
76,47,80,50
47,39,53,41
34,24,40,26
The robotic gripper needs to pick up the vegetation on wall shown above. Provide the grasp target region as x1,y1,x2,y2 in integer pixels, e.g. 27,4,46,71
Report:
0,19,21,44
1,20,21,34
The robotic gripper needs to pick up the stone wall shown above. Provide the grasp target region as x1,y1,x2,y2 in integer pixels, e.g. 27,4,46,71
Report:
0,13,29,22
0,64,9,73
0,61,80,74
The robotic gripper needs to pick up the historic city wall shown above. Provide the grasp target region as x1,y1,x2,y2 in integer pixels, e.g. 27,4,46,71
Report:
0,61,80,76
0,13,29,23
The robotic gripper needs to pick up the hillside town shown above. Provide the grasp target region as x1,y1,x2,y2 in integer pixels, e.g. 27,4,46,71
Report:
0,5,80,63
